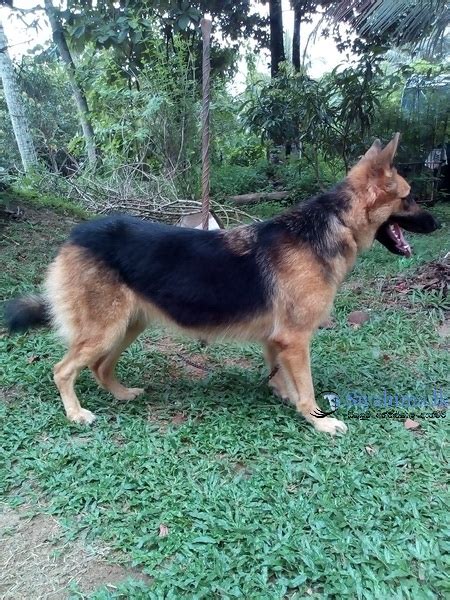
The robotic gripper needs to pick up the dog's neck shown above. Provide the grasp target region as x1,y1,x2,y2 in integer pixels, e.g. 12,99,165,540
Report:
340,185,388,255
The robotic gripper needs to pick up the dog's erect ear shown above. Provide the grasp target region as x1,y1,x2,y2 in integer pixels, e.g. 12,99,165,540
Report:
378,132,400,166
363,138,382,160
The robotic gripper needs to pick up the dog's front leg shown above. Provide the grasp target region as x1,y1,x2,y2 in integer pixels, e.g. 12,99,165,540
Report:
272,332,347,435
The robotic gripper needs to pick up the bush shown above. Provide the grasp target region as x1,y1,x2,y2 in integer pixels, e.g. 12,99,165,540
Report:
228,140,266,166
210,162,271,197
275,157,345,201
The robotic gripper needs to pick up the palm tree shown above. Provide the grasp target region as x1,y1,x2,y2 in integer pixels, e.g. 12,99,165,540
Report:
0,18,38,172
325,0,449,56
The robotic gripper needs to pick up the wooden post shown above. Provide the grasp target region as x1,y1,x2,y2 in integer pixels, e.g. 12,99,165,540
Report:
200,16,212,230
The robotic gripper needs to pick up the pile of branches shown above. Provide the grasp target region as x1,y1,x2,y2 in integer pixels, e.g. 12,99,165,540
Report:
383,255,449,298
382,254,449,314
32,165,255,227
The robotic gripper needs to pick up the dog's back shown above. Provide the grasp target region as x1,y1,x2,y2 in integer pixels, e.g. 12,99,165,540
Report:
67,215,272,328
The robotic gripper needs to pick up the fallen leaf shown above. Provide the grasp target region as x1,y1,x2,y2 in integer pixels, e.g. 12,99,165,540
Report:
347,310,370,326
171,413,187,425
437,320,450,338
319,318,336,329
158,524,169,537
365,445,376,456
27,355,40,364
404,418,420,431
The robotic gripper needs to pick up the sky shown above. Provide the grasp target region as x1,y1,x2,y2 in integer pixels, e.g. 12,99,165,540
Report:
0,0,350,80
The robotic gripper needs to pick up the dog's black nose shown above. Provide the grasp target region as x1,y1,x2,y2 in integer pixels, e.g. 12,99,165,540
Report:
422,212,441,232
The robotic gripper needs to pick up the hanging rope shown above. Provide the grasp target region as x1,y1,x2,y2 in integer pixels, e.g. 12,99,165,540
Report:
201,16,212,230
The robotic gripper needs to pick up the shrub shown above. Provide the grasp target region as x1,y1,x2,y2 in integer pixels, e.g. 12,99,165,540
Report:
210,162,271,198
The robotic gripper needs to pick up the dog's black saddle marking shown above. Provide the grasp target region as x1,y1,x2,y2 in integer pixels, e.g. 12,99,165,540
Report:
70,216,271,328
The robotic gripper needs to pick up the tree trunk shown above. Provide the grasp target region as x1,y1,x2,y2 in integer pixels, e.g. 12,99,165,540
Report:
269,0,285,77
44,0,97,167
228,191,289,204
292,5,302,71
0,20,38,172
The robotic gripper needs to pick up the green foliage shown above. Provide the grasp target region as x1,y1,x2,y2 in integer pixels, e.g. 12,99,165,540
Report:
75,36,201,196
227,140,265,167
326,0,450,58
0,50,78,172
1,2,448,209
211,162,270,198
323,56,383,167
209,155,344,203
8,172,89,218
243,57,384,172
274,157,344,200
63,0,267,79
243,64,329,149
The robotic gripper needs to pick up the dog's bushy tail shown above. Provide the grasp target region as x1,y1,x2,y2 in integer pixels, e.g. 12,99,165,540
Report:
4,295,51,333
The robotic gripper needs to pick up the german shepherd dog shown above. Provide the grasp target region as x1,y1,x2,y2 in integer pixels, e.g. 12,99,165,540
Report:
5,134,439,434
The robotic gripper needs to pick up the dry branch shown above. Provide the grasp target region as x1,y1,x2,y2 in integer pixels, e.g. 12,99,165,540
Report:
33,165,258,227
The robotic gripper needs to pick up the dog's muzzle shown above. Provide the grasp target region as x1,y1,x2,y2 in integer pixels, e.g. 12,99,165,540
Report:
376,210,440,257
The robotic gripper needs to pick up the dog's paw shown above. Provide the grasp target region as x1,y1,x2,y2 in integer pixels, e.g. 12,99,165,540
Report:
68,408,96,425
114,387,145,401
312,417,347,435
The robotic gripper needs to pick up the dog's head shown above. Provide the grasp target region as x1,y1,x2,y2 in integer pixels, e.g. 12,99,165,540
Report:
348,133,440,256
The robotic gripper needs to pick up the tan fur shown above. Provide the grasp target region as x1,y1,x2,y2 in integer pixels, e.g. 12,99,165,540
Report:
42,134,417,434
222,225,257,256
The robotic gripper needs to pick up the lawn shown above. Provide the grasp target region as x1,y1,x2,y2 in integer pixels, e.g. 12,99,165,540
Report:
1,196,449,599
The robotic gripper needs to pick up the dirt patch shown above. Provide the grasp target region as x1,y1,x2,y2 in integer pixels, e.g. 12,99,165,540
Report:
438,317,450,339
0,505,151,599
0,201,79,232
1,199,77,228
0,386,21,405
175,352,211,378
437,315,450,351
144,337,208,379
145,334,255,380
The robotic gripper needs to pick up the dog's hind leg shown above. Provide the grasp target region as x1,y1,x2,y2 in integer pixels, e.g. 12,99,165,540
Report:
272,331,347,435
54,339,109,424
91,320,146,401
264,342,290,401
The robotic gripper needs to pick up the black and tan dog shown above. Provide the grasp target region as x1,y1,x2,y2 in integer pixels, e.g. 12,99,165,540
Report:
5,134,439,434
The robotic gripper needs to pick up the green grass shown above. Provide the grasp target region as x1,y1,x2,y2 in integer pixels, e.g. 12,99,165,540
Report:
1,186,90,219
1,200,449,599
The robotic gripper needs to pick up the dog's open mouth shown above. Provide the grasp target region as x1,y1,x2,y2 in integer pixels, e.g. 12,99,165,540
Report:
386,223,412,257
376,209,439,257
376,221,412,257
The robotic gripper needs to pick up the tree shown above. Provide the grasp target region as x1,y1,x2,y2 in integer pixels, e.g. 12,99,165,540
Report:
268,0,285,77
292,2,302,71
0,18,38,171
62,1,268,82
44,0,97,167
324,0,449,57
290,1,335,72
15,49,80,172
